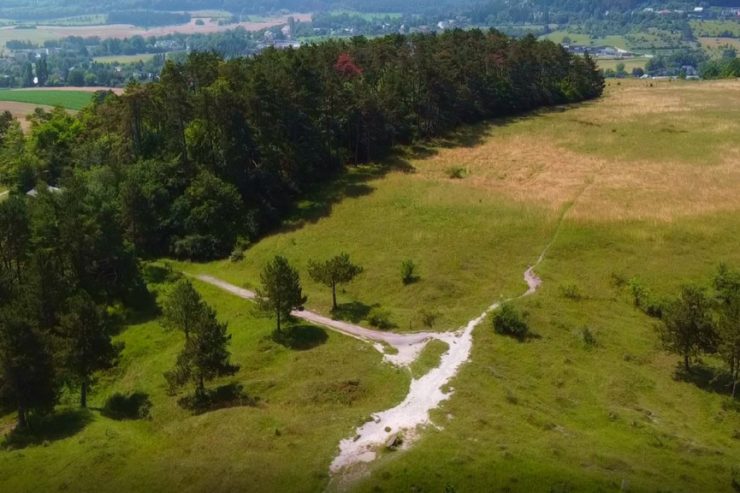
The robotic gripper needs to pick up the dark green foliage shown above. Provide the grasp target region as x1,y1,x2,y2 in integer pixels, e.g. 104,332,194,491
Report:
0,310,58,430
493,304,530,341
308,253,363,310
1,30,602,261
581,327,598,348
164,291,237,398
257,256,307,333
713,265,740,397
101,392,151,420
57,294,121,408
657,285,716,372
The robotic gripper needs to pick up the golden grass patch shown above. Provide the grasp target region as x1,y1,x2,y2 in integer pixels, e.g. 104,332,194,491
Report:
409,80,740,221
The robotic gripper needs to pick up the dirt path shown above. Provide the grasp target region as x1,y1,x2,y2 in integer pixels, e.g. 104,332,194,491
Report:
194,275,435,366
194,264,542,480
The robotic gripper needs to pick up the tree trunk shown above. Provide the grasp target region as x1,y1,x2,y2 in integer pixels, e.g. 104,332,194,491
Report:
198,374,205,397
331,282,337,310
17,404,27,430
684,353,690,373
276,309,281,333
80,379,88,408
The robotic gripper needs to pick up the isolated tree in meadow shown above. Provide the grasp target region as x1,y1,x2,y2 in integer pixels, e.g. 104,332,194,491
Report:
162,279,203,341
57,294,120,408
165,302,236,398
714,265,740,397
257,256,306,333
308,253,363,310
0,311,57,430
658,285,716,372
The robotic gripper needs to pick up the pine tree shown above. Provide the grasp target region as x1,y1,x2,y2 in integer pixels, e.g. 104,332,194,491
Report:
0,309,57,430
57,294,120,408
308,253,363,310
162,279,203,341
257,256,306,333
658,285,716,372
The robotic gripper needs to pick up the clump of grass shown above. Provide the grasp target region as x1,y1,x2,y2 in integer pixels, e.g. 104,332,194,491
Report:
446,166,467,179
418,308,440,329
367,307,394,330
559,283,583,301
401,259,418,285
581,326,598,349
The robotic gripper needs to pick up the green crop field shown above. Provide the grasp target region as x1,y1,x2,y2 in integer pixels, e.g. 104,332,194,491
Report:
0,89,93,110
1,80,739,492
597,57,648,72
93,53,157,64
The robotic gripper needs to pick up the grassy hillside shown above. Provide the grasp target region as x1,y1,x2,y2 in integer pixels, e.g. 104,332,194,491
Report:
0,89,93,110
2,79,739,492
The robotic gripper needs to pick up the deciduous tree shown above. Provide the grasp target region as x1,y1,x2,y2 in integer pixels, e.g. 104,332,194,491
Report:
257,256,306,333
308,253,363,310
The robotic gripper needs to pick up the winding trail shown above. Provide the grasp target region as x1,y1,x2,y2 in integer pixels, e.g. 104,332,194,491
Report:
194,258,543,480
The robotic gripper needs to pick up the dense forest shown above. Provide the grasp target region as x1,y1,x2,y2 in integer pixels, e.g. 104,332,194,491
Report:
3,29,603,259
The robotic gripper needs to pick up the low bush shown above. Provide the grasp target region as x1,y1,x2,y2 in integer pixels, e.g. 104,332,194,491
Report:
446,166,467,179
367,307,394,330
102,392,152,420
560,283,583,300
492,304,530,341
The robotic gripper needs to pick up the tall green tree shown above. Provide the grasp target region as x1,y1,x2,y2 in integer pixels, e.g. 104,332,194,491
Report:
162,279,203,341
164,299,236,398
0,309,58,430
714,265,740,397
0,195,30,285
57,294,120,408
308,253,363,310
257,256,306,333
658,285,716,372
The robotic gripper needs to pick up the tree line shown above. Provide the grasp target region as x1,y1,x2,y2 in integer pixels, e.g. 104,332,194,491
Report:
1,29,604,262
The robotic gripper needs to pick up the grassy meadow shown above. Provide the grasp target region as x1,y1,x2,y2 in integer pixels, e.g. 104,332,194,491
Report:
2,79,739,492
0,89,93,110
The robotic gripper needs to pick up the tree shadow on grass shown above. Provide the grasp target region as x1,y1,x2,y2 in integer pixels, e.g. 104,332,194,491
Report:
178,383,259,415
272,324,328,350
331,301,376,324
2,409,92,450
674,364,738,399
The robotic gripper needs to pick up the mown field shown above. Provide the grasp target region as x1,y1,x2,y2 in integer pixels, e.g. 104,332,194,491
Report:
92,53,157,64
0,89,94,110
1,80,739,492
597,57,648,72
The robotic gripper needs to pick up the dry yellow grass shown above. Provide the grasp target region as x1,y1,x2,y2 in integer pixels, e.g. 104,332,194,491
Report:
409,79,740,221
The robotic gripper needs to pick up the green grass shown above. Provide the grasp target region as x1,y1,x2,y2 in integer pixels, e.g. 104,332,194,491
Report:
597,57,648,72
691,20,740,38
0,90,93,110
0,274,409,492
2,80,739,492
409,340,449,379
93,53,157,64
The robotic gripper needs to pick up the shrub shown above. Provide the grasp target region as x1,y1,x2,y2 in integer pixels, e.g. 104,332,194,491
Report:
102,392,152,420
446,166,466,179
492,304,530,340
367,307,393,330
581,327,597,348
401,259,418,285
560,283,582,300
